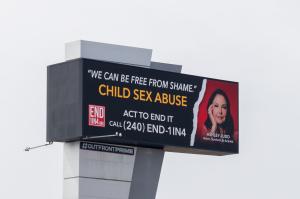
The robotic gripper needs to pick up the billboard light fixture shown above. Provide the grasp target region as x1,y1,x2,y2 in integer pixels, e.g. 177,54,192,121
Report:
82,132,122,140
24,141,53,152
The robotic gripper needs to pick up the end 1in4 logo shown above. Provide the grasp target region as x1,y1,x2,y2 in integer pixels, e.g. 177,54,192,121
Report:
88,105,105,127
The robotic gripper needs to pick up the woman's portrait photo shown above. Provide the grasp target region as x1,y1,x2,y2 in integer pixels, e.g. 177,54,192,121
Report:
196,79,238,144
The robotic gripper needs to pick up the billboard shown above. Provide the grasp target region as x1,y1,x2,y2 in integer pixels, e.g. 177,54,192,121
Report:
47,58,238,155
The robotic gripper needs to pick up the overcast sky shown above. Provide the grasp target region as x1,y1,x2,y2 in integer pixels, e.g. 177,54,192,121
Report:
1,0,300,198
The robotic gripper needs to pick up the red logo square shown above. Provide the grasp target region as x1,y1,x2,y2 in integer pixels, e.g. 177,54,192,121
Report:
88,105,105,127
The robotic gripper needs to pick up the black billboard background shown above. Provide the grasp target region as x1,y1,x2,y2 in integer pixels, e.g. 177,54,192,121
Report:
81,59,238,153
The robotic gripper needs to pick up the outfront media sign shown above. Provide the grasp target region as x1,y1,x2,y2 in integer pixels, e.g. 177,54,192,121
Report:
47,58,238,155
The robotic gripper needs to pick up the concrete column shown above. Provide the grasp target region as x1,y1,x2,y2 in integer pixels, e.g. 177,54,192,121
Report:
63,142,165,199
63,40,182,199
128,147,165,199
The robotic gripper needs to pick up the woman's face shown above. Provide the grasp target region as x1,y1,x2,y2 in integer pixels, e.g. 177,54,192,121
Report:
212,94,227,124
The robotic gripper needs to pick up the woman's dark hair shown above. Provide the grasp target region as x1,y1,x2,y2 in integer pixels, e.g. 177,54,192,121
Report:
204,89,234,137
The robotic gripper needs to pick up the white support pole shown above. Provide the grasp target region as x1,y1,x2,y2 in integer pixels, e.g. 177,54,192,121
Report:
65,40,152,67
63,40,182,199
